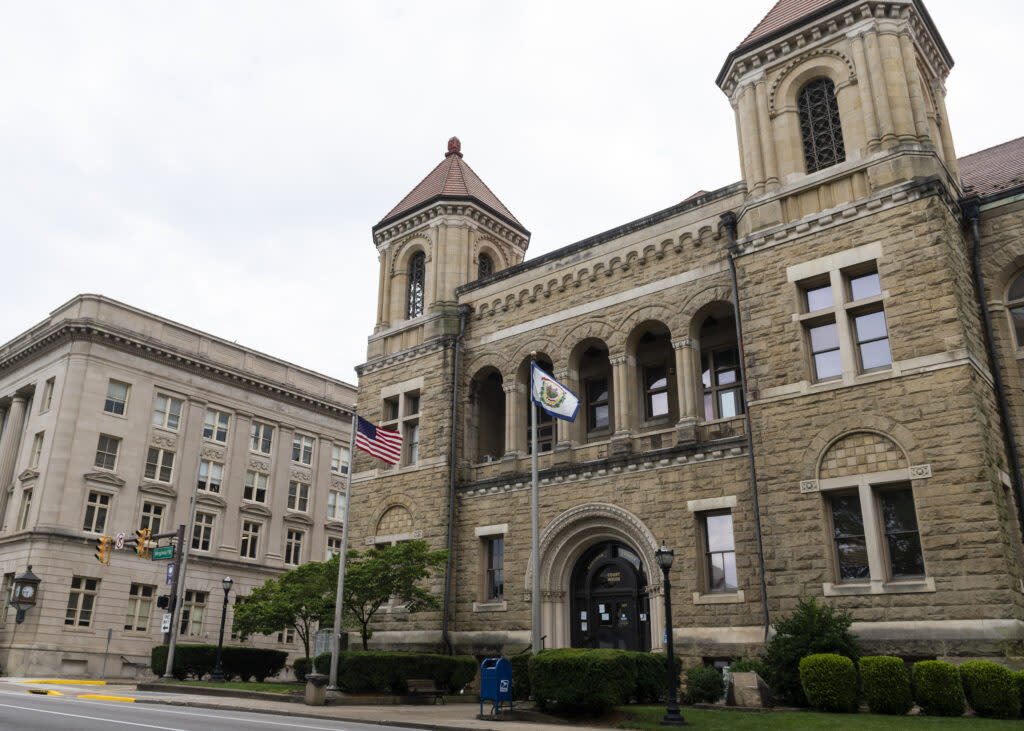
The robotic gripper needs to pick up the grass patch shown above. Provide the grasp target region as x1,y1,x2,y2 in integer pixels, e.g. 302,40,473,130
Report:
619,705,1022,729
164,680,300,694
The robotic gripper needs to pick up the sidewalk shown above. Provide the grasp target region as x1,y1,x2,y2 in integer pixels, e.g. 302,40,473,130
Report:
134,687,611,731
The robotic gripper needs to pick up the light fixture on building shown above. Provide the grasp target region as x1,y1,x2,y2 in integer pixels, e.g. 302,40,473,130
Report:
9,565,41,624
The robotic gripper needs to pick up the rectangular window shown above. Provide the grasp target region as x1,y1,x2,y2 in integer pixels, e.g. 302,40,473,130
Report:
124,583,154,632
804,282,834,312
240,521,261,559
203,408,230,443
284,529,304,565
140,501,164,534
327,489,343,520
191,512,214,552
197,460,223,493
65,576,99,627
587,377,610,429
83,491,110,533
486,536,504,602
702,348,743,420
407,394,420,415
29,431,44,469
152,394,183,430
144,447,175,483
829,492,870,581
277,628,295,644
384,397,399,422
809,322,842,380
243,470,269,503
405,423,419,465
250,421,274,454
104,380,129,415
0,573,13,627
291,434,314,464
180,590,206,637
18,488,32,530
644,367,669,419
326,535,343,559
703,512,738,592
40,377,55,412
330,445,350,474
94,435,120,471
287,481,310,512
879,487,924,578
848,271,882,301
853,310,891,371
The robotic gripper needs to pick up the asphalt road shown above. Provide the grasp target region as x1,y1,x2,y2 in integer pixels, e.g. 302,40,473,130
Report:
0,688,404,731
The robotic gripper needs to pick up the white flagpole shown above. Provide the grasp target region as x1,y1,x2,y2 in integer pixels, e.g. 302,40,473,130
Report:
531,359,542,654
328,411,358,691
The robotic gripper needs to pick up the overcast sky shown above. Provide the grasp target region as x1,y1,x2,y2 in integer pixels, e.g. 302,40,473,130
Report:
2,1,1021,386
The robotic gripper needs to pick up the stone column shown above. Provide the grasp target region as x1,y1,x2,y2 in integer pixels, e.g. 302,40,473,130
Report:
754,77,778,188
376,251,388,327
851,34,881,151
738,84,765,194
898,31,930,141
502,383,519,457
0,394,29,529
881,30,916,142
672,338,698,444
932,83,960,180
552,369,573,466
865,29,895,145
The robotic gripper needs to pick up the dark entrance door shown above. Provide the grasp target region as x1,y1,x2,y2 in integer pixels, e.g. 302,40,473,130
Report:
570,542,650,651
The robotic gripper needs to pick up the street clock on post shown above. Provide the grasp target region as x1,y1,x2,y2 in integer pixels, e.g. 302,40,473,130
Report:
9,565,41,623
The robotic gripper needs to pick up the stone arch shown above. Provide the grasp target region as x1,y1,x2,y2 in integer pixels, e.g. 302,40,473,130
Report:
618,304,681,343
559,320,622,356
681,285,735,335
375,503,415,537
770,49,857,116
525,502,665,649
800,416,922,480
464,350,511,383
509,339,560,376
390,234,433,277
473,235,510,271
817,431,908,480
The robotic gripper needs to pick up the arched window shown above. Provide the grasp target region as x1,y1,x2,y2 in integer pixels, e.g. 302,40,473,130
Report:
700,314,744,421
798,77,845,173
478,253,494,280
406,252,425,319
1007,272,1024,346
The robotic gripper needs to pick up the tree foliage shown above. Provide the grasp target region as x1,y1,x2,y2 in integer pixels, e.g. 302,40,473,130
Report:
332,540,448,650
232,560,335,659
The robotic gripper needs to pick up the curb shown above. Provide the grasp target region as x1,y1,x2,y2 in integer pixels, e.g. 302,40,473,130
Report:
18,679,107,686
135,682,302,703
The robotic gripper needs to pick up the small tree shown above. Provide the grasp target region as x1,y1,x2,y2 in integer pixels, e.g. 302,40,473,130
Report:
232,560,335,659
333,540,448,650
763,594,859,706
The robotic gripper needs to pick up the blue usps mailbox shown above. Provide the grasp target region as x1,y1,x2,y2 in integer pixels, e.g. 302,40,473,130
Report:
479,657,513,715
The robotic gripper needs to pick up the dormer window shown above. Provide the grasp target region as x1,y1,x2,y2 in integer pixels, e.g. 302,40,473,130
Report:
478,253,493,280
407,252,425,319
798,78,845,173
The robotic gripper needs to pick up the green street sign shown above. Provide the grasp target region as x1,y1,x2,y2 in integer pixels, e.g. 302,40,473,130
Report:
152,545,175,560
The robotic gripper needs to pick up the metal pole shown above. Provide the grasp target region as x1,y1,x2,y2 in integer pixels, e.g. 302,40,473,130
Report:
328,412,358,691
530,358,541,655
661,564,686,726
211,584,229,682
165,466,203,678
163,524,185,646
100,627,112,681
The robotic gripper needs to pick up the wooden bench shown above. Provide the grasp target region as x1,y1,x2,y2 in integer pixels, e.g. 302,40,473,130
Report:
406,678,445,704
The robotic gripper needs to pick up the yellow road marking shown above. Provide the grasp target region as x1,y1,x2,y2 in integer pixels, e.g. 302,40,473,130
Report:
19,679,107,686
76,694,135,703
27,689,63,695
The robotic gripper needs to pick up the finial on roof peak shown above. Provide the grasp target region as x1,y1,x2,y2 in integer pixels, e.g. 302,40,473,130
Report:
446,136,463,158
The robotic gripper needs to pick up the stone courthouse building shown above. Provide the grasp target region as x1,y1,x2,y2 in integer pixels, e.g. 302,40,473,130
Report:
349,0,1024,665
0,295,354,677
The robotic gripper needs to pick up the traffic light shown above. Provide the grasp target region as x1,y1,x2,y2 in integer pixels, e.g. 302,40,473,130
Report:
94,536,111,564
135,528,151,558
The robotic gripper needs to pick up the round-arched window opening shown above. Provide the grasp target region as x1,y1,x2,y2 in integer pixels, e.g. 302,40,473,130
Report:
1007,272,1024,346
406,252,425,319
478,253,494,280
798,77,845,173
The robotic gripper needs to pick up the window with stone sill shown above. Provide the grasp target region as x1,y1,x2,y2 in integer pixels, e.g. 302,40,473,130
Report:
327,489,343,520
28,431,43,469
40,377,55,413
701,511,738,593
326,535,343,559
83,491,110,533
196,460,223,493
18,488,32,530
798,77,845,174
404,422,419,466
287,480,310,512
180,590,206,637
152,394,183,431
104,380,130,416
203,408,230,443
94,434,120,471
65,576,99,627
250,420,274,454
240,520,261,559
406,251,426,319
485,535,504,602
140,501,164,534
124,583,154,632
145,447,175,483
244,470,269,503
292,434,314,465
330,444,350,475
284,529,304,565
191,511,215,552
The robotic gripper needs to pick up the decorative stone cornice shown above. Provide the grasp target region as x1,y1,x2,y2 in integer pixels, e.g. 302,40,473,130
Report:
17,469,39,484
283,512,314,526
84,471,126,488
373,202,528,250
357,335,453,377
289,467,312,483
201,444,225,461
239,503,272,518
139,482,176,498
248,457,271,472
197,493,227,508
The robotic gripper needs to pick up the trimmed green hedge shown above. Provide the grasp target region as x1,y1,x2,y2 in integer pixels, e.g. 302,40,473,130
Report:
958,660,1020,719
293,657,312,683
634,652,681,704
150,644,287,681
799,653,858,713
728,656,768,679
684,666,723,704
1014,670,1024,719
528,648,636,712
859,656,912,715
912,660,965,717
508,654,531,701
312,651,476,694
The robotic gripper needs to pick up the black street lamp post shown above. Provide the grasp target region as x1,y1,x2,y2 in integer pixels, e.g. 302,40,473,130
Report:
655,542,686,726
210,576,233,682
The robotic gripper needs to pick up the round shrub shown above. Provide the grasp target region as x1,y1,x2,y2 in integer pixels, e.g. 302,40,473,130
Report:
684,666,724,704
859,656,911,715
293,657,312,683
528,648,636,712
958,660,1020,719
799,653,858,712
912,661,965,717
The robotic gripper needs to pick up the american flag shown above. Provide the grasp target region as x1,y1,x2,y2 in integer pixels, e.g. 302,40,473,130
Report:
355,416,402,465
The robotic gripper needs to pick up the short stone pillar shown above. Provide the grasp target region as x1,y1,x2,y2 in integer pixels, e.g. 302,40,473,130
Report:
726,671,771,708
305,673,329,705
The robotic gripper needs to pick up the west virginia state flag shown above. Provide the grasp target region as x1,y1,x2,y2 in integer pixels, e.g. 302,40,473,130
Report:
531,362,580,422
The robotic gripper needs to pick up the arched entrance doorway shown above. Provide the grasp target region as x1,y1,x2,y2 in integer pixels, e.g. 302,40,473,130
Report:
570,541,651,651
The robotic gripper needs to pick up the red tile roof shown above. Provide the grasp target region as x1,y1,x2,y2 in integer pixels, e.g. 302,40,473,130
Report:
959,136,1024,199
740,0,842,48
376,137,525,232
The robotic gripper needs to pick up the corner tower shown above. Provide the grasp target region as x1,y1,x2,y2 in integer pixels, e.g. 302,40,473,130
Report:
368,137,530,360
717,0,959,236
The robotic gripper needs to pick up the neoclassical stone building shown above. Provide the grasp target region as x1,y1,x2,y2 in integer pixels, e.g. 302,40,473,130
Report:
349,0,1024,665
0,295,355,677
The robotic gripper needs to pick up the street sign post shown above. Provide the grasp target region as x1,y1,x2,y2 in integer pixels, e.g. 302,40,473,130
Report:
152,545,175,560
115,532,126,550
161,613,172,633
166,563,175,586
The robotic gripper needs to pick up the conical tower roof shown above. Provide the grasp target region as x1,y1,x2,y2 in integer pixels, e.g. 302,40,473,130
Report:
374,137,527,234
